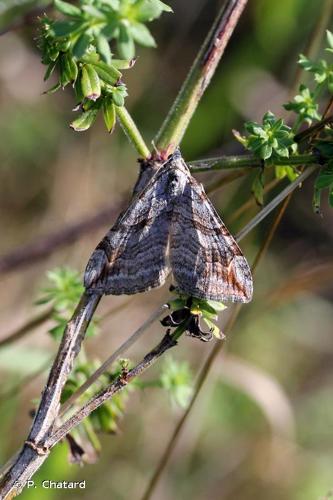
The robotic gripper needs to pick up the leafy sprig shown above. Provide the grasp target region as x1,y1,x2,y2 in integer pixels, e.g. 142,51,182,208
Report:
283,30,333,128
234,112,298,204
284,84,321,125
55,357,134,463
235,111,297,162
37,267,98,338
233,31,333,209
38,0,172,132
160,357,193,409
313,159,333,213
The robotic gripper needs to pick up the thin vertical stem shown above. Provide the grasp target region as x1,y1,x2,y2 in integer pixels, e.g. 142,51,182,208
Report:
116,106,150,159
154,0,248,156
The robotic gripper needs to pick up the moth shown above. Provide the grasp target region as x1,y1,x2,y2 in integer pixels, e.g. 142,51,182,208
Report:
84,150,253,303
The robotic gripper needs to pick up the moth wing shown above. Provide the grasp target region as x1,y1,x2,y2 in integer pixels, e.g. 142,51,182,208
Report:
170,177,253,303
84,167,173,295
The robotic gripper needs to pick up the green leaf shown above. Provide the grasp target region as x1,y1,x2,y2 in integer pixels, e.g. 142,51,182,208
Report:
252,169,265,205
203,318,223,340
314,164,333,189
112,92,124,107
117,25,135,60
59,54,71,87
74,77,84,101
326,30,333,49
205,299,227,312
101,19,119,39
154,0,173,13
136,0,173,22
63,52,78,83
82,5,106,19
44,82,62,95
54,0,82,17
160,357,193,409
70,108,99,131
101,0,120,9
111,58,136,69
96,34,112,64
44,61,57,81
103,98,116,132
48,46,60,62
298,54,315,71
130,22,156,47
52,20,82,37
168,298,187,310
90,61,121,85
111,85,128,106
38,267,84,313
81,64,101,100
94,404,116,433
58,38,72,52
72,32,93,59
259,143,272,160
314,140,333,159
275,165,298,181
49,317,67,341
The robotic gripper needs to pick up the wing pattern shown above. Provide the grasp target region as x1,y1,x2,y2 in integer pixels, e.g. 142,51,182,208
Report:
169,169,253,302
84,167,174,295
84,152,253,303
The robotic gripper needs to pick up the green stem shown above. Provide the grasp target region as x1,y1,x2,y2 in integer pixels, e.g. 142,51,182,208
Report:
116,106,150,159
154,0,248,157
189,153,318,172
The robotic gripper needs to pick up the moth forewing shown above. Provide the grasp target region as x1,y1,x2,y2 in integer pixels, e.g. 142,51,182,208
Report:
84,161,175,294
169,158,253,303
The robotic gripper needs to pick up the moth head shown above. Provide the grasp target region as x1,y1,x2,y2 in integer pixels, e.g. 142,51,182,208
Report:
166,169,187,198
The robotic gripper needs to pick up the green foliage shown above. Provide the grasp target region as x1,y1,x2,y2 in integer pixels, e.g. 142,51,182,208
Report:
160,357,193,409
38,0,171,132
237,112,297,162
234,112,299,204
251,168,265,206
63,359,131,423
283,30,333,127
313,161,333,213
57,358,134,462
298,30,333,92
284,84,321,124
37,267,98,339
234,30,333,210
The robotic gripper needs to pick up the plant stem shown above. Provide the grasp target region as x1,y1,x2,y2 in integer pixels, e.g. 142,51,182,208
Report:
60,304,168,416
0,292,101,497
154,0,248,156
45,333,178,448
189,153,318,172
235,167,316,241
116,106,150,159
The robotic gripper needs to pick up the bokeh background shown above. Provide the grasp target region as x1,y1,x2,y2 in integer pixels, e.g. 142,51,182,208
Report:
1,1,333,499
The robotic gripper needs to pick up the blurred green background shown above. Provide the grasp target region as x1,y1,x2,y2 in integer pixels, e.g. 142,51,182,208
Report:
0,1,333,499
